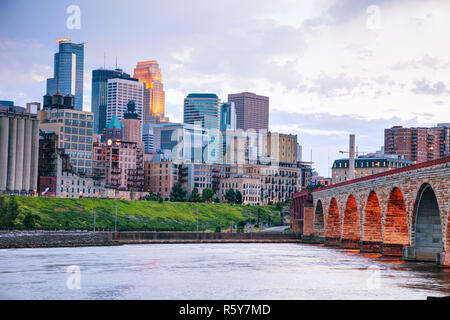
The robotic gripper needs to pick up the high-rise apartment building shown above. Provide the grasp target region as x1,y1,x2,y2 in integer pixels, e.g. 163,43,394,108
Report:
384,124,450,163
228,92,269,131
91,68,136,134
133,61,167,123
39,93,94,174
46,39,84,110
106,78,144,126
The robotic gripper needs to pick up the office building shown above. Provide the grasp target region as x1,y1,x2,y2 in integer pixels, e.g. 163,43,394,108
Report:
106,78,144,127
133,61,167,123
331,153,414,184
91,68,136,134
228,92,269,131
46,39,84,110
39,93,94,174
184,93,221,163
121,100,142,143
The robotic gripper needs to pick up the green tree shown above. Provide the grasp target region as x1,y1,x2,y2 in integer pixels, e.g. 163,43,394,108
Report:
170,182,187,202
213,196,220,203
189,187,202,202
23,212,40,229
202,188,214,203
224,189,236,204
235,190,243,204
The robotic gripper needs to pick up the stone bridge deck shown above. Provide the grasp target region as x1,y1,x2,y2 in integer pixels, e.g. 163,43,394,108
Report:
307,156,450,266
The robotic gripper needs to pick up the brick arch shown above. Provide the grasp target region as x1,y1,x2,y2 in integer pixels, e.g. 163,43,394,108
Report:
325,198,340,246
361,191,382,253
314,200,325,236
342,195,360,249
411,183,444,261
383,187,409,256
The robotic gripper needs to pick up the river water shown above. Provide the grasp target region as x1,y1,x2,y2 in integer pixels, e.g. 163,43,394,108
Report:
0,243,449,299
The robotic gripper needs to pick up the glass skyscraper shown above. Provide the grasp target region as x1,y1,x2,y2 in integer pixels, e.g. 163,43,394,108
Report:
183,93,221,163
46,39,84,111
91,68,136,134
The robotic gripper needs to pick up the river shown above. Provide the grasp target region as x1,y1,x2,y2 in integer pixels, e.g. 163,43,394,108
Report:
0,243,449,299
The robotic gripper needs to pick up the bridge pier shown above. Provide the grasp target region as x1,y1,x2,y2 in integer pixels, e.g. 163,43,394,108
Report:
382,243,404,256
437,252,450,267
360,241,382,253
341,238,360,249
324,237,340,246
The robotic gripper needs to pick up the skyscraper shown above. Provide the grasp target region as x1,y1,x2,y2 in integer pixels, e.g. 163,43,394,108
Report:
133,61,167,123
46,39,84,111
220,102,237,131
183,93,221,163
228,92,269,131
91,68,136,134
106,78,144,126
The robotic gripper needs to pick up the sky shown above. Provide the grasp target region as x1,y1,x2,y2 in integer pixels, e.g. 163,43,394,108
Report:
1,0,449,176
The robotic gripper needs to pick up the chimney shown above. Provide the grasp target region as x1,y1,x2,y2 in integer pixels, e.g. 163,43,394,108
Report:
349,134,355,180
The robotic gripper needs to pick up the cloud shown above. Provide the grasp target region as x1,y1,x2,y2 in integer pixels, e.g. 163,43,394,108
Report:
411,79,447,96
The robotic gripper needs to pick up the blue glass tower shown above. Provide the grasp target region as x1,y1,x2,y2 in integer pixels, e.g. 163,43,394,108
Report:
46,39,84,111
184,93,221,163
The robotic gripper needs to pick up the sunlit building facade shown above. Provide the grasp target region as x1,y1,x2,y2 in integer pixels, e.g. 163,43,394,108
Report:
133,61,167,123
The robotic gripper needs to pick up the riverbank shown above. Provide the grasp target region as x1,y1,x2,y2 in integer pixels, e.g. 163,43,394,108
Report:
0,231,301,249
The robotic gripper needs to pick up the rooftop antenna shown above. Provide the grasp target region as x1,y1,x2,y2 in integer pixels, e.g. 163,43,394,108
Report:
115,56,118,69
103,52,106,69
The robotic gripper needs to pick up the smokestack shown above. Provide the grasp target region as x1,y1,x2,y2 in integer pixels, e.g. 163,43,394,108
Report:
349,134,355,180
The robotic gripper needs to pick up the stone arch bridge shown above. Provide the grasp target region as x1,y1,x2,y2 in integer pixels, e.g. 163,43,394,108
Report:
307,156,450,265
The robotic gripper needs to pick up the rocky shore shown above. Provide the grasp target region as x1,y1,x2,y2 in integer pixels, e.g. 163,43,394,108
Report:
0,231,118,249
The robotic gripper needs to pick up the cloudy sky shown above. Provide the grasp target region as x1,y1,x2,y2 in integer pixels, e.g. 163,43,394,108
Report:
1,0,449,176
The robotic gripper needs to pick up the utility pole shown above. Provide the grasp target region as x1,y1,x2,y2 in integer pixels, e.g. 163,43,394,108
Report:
196,207,199,232
93,211,96,232
114,205,118,233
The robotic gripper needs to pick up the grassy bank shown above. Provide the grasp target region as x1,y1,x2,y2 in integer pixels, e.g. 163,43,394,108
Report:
1,196,284,231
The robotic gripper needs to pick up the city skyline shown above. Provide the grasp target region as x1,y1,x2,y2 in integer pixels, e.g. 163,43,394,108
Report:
1,0,450,176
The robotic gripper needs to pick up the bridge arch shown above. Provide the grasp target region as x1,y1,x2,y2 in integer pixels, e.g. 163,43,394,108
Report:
325,198,340,246
314,200,325,237
383,187,409,256
342,195,360,249
361,191,382,253
411,183,443,261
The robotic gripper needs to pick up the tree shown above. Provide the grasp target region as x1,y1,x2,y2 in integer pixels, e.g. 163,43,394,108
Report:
213,197,220,203
202,188,214,203
23,212,40,229
235,190,243,204
0,196,19,229
170,182,187,202
189,187,202,202
224,189,236,204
